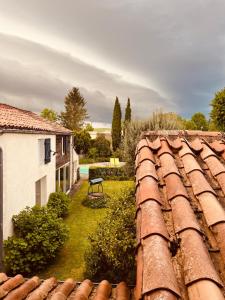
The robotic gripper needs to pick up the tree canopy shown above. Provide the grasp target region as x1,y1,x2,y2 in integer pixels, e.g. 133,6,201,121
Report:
111,97,122,151
73,129,91,154
210,87,225,131
40,108,58,122
61,87,88,130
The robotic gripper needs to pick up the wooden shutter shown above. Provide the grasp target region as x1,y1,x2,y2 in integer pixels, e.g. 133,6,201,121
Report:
44,138,51,164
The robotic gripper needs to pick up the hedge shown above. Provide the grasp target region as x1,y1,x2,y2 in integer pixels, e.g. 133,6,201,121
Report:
89,166,131,180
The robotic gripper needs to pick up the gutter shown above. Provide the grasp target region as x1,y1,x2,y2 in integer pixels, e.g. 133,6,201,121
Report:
0,148,3,270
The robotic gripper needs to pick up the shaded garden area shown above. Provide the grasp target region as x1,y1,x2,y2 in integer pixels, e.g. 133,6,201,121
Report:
39,180,133,280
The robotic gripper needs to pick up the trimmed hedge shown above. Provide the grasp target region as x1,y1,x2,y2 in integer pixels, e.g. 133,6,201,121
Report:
89,166,131,180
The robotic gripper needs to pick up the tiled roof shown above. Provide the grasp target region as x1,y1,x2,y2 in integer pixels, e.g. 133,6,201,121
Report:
0,103,71,134
135,131,225,300
0,273,131,300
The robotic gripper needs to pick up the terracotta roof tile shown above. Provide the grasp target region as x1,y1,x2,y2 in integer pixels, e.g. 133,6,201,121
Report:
115,282,130,300
160,154,181,178
0,103,71,134
200,143,218,160
142,235,180,297
0,275,24,298
210,140,225,154
0,274,8,284
136,147,155,167
197,192,225,226
135,246,143,300
140,200,169,240
166,137,182,150
164,174,189,200
136,131,225,299
136,176,163,206
93,280,112,300
189,138,203,152
136,139,149,154
185,168,216,196
136,160,158,183
171,196,201,234
204,156,225,177
180,229,223,287
0,277,126,300
4,276,40,300
157,139,173,157
146,136,161,151
28,277,57,300
179,141,196,158
181,154,203,174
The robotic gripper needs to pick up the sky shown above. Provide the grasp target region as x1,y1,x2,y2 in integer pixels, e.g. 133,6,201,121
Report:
0,0,225,125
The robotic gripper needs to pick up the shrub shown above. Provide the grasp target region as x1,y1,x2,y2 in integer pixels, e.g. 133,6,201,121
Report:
47,191,71,218
89,166,131,180
4,206,68,275
93,134,111,157
84,187,136,283
123,110,184,176
82,194,110,209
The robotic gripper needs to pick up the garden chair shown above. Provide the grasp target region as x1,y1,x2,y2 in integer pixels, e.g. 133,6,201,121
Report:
110,157,115,166
114,158,120,167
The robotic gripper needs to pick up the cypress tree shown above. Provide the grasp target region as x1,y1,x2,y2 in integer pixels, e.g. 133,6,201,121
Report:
111,97,122,151
125,98,131,122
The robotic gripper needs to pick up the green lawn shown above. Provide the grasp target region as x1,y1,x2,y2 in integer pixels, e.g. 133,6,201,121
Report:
39,180,133,280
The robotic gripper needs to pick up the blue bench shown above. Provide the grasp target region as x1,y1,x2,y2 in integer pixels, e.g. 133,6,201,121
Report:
88,178,104,194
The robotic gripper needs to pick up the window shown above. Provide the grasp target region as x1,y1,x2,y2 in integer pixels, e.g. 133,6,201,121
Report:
35,176,47,205
62,136,68,155
56,164,70,193
44,138,51,164
38,139,45,164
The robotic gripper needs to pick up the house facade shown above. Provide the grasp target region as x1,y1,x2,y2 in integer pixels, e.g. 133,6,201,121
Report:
0,104,79,267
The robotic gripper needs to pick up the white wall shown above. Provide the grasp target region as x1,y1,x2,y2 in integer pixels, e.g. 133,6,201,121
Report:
0,133,56,239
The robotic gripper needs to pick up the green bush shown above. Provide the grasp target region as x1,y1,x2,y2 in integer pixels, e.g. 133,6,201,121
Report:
89,166,131,180
4,206,68,275
47,191,71,218
84,187,136,283
82,194,110,209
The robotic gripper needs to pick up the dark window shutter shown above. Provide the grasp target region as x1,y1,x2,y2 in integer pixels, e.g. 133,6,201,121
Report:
44,139,51,164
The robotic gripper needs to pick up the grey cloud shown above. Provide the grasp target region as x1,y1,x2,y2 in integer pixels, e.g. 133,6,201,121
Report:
0,0,225,120
0,33,168,122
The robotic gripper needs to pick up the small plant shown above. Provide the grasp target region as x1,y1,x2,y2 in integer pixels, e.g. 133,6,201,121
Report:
4,206,68,275
47,191,71,218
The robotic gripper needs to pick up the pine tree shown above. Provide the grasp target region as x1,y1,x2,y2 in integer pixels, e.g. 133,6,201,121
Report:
61,87,88,130
111,97,122,151
125,98,131,122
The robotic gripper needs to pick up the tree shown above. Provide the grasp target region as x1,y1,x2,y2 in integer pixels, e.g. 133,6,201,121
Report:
85,123,94,131
73,129,91,154
61,87,88,130
191,112,208,131
93,134,111,157
111,97,122,151
210,87,225,131
125,98,131,122
40,108,58,122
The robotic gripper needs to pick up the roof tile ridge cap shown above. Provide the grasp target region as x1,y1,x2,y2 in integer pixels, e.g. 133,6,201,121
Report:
179,139,196,157
157,138,174,158
201,140,219,160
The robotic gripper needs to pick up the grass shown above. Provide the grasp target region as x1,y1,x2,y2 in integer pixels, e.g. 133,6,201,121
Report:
94,128,111,133
39,180,133,280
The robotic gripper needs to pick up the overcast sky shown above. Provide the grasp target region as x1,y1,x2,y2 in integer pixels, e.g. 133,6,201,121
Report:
0,0,225,124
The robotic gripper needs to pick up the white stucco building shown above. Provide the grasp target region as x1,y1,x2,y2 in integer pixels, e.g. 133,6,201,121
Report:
0,103,79,267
